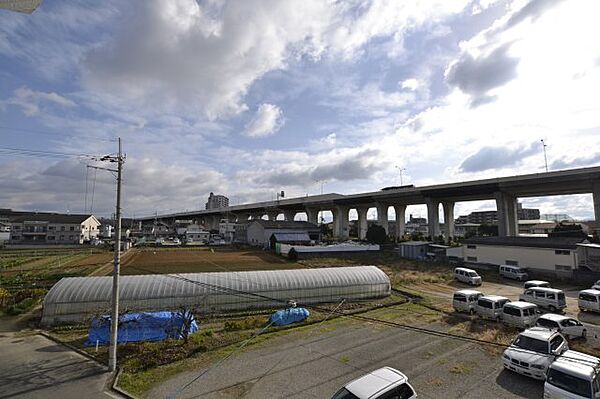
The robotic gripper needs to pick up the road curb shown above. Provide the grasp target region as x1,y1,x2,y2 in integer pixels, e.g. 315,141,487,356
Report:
38,330,106,366
111,368,140,399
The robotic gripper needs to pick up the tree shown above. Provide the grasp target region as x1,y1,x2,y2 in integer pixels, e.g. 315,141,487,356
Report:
549,222,587,238
177,307,197,345
366,224,387,245
477,224,498,237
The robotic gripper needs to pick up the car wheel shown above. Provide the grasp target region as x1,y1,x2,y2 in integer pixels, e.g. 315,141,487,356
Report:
549,305,557,312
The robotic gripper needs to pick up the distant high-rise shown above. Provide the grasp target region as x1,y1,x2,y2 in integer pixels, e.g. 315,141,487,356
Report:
455,203,540,224
205,192,229,210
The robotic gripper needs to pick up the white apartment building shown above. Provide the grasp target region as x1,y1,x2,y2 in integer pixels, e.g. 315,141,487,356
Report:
9,214,101,245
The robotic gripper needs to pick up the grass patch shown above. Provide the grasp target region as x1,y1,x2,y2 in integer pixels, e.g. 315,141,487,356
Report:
449,362,473,374
339,354,351,363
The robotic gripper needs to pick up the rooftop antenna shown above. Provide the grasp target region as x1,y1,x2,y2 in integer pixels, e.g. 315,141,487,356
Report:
541,139,548,173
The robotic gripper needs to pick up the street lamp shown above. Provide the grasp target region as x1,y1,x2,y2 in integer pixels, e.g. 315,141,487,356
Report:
540,139,549,173
395,166,406,186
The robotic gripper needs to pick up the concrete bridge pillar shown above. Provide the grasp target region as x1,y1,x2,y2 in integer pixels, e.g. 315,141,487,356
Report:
332,206,350,240
376,203,389,234
305,208,319,224
235,213,250,223
394,204,406,240
283,210,296,221
267,211,279,221
356,207,369,240
442,201,455,242
426,198,441,238
495,192,518,237
593,182,600,233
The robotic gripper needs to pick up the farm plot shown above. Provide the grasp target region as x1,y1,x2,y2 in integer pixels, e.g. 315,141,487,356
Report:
119,248,302,275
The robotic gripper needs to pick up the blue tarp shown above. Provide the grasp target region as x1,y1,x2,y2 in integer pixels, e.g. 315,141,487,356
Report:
269,307,310,326
85,311,198,346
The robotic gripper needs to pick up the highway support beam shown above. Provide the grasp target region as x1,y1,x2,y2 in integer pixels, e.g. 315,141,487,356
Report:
394,204,406,241
426,198,441,238
442,201,455,243
495,192,518,237
283,210,296,222
356,207,369,240
332,206,350,240
376,203,389,234
594,182,600,234
305,208,319,225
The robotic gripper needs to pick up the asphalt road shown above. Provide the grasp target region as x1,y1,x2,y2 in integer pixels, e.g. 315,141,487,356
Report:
0,331,117,399
151,320,543,399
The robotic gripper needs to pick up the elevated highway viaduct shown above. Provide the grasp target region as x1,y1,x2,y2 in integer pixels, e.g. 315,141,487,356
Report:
139,166,600,241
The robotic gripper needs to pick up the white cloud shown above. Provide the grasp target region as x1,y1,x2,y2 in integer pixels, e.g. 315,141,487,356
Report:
77,0,471,120
6,86,76,116
243,103,284,138
400,78,419,91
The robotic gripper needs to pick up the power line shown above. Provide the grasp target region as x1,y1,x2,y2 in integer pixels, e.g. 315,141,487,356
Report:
0,146,96,159
124,264,600,366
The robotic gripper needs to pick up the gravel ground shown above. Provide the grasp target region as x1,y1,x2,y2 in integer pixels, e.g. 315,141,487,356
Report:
151,319,543,399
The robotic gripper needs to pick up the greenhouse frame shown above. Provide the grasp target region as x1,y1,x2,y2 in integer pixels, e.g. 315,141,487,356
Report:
41,266,391,326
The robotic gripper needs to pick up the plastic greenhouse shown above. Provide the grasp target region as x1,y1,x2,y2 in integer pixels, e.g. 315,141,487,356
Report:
41,266,391,326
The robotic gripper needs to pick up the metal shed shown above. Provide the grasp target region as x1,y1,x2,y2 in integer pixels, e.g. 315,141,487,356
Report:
41,266,391,326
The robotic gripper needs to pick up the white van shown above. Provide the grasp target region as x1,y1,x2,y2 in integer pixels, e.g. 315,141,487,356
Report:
536,314,587,340
523,280,550,289
519,287,567,312
501,301,539,329
453,290,483,314
454,267,482,286
545,350,600,399
578,289,600,313
499,265,529,281
476,295,510,321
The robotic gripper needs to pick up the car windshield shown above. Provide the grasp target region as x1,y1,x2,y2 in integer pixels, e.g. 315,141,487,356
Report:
468,272,478,277
537,318,558,329
547,368,591,398
512,335,548,353
331,388,360,399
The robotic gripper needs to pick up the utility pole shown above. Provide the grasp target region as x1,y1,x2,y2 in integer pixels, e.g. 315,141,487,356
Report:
541,139,548,173
101,137,124,373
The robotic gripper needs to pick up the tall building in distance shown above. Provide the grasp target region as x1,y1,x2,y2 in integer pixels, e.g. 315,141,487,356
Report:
205,192,229,210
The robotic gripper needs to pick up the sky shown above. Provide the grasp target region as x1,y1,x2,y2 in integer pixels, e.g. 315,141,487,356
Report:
1,0,599,222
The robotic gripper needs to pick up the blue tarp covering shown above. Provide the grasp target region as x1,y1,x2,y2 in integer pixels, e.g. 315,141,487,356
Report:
85,311,198,346
269,307,310,326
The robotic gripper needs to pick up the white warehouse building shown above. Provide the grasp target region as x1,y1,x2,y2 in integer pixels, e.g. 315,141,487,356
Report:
461,236,589,279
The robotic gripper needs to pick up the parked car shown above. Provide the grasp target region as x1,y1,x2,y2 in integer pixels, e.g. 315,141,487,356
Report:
476,295,510,321
331,367,417,399
499,265,529,281
454,267,482,286
501,301,538,329
523,280,550,289
578,289,600,313
545,350,600,399
519,287,567,312
453,289,483,314
591,280,600,290
536,314,587,339
502,327,569,380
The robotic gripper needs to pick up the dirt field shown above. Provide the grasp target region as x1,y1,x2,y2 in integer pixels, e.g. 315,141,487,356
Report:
118,247,302,275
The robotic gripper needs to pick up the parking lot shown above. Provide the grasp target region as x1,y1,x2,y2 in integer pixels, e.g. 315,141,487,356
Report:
151,310,545,399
